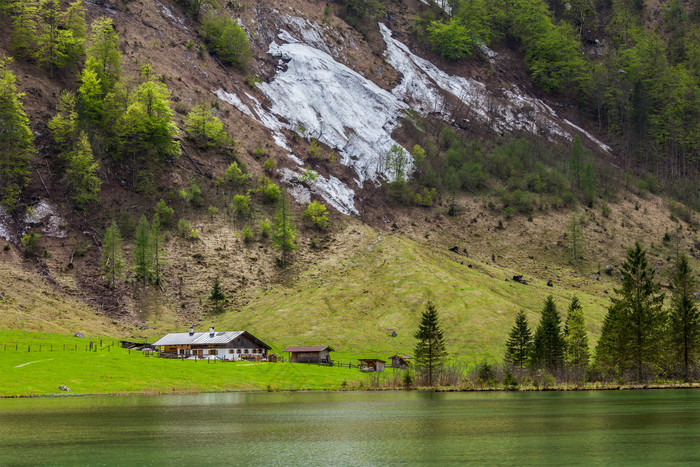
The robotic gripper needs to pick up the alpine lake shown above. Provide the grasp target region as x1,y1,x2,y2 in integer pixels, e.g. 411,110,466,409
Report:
2,389,700,465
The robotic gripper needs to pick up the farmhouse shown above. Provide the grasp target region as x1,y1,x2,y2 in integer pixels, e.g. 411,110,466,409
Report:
284,345,334,364
153,327,270,360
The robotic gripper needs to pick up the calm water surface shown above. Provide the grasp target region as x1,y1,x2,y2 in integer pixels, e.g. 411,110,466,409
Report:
1,390,700,465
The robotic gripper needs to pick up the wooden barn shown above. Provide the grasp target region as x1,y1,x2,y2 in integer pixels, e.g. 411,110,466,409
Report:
152,327,270,360
284,345,334,364
388,354,412,369
359,358,385,372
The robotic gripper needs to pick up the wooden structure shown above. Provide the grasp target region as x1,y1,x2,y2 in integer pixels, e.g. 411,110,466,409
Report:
152,327,270,360
359,358,385,372
284,345,334,364
388,354,412,369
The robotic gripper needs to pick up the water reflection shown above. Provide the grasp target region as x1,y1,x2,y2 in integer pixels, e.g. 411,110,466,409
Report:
1,390,700,465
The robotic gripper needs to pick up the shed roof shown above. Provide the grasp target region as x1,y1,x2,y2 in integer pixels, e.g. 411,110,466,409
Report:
283,345,334,352
359,358,386,363
389,354,411,360
153,331,270,349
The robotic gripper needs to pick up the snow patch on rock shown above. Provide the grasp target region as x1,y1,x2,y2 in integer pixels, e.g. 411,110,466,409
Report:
0,206,11,242
24,200,67,238
280,168,359,216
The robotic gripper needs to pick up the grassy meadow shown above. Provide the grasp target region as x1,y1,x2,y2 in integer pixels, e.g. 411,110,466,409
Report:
0,330,368,397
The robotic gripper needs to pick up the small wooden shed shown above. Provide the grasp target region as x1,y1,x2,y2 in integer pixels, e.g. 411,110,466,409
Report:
284,345,334,364
388,354,412,369
359,358,385,372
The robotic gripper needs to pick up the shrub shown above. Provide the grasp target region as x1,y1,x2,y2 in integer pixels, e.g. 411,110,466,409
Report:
414,187,437,207
260,179,280,203
207,206,219,218
427,18,476,60
201,13,252,69
242,224,253,242
189,228,200,240
224,162,249,186
263,158,277,172
154,199,174,227
299,169,319,183
308,139,323,158
302,201,329,229
20,232,41,256
183,103,228,148
232,194,251,216
258,218,271,238
177,219,191,238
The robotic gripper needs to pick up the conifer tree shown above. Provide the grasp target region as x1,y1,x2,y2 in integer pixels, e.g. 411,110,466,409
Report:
63,131,101,209
564,296,590,372
48,90,80,157
209,278,225,312
505,310,533,370
272,189,297,267
0,57,34,212
150,213,164,285
596,242,665,380
78,67,105,125
531,295,565,372
101,219,123,288
133,214,152,282
414,301,448,386
669,255,699,379
84,17,121,93
36,0,66,76
11,0,38,60
62,1,87,65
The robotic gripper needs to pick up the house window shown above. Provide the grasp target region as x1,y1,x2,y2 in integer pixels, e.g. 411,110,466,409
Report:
236,349,241,354
209,349,217,355
229,349,234,354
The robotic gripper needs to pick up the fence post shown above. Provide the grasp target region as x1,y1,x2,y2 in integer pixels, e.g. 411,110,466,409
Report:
28,345,30,352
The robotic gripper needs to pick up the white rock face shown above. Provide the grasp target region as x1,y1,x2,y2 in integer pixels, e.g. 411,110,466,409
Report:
213,17,611,216
24,200,67,238
0,206,11,242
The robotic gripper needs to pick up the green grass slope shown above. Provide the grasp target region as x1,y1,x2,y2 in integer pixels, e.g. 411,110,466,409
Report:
217,231,611,363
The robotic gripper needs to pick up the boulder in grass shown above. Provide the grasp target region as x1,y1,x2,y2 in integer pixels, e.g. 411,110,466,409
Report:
694,292,700,300
58,385,71,392
73,332,84,338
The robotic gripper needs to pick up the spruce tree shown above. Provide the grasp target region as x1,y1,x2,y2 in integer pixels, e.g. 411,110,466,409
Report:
100,219,123,288
63,131,101,209
596,242,665,380
84,17,121,93
669,255,699,379
133,214,152,282
61,1,87,66
48,90,80,157
209,278,225,312
36,0,66,76
564,296,590,372
150,214,164,285
413,301,448,386
505,310,532,370
272,189,297,267
531,295,565,372
11,0,38,60
0,57,34,212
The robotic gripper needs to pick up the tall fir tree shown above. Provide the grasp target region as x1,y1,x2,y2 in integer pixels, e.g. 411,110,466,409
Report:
531,295,566,372
505,310,533,370
0,57,34,212
209,278,225,312
413,301,448,386
669,255,699,379
48,90,80,157
11,0,38,60
564,296,590,372
133,214,152,282
63,131,101,209
150,213,164,285
100,219,123,288
596,242,665,380
61,1,87,66
272,189,297,267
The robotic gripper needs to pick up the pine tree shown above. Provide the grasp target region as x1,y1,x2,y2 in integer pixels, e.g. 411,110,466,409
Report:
413,301,448,386
84,17,121,93
0,57,34,212
11,0,38,60
569,134,584,189
505,310,533,370
150,213,164,285
669,255,699,379
133,214,152,282
272,189,297,267
531,295,565,372
596,242,665,380
564,296,590,372
100,219,123,288
209,278,225,312
63,131,101,209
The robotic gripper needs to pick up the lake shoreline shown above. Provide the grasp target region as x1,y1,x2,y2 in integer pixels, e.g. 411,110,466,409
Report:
4,381,700,398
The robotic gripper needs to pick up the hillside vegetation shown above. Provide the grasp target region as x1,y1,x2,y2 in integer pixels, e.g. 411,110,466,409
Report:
0,0,698,376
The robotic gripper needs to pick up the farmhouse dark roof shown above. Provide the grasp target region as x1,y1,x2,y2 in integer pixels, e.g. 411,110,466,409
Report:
283,345,334,352
359,358,386,363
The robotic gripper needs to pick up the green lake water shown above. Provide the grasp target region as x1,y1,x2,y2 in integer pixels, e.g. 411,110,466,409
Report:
1,390,700,465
